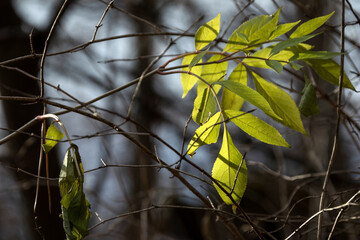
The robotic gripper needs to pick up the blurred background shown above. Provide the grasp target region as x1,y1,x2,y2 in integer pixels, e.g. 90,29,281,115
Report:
0,0,359,239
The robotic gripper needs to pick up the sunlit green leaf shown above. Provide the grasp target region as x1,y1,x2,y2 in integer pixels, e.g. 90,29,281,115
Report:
225,110,290,147
42,123,64,154
187,112,221,156
270,33,319,57
290,11,334,38
201,55,227,84
192,83,217,125
305,59,355,90
189,48,209,69
195,13,221,50
181,54,203,98
299,74,319,117
215,80,281,121
60,145,91,240
243,47,294,69
236,32,249,44
212,126,247,205
265,60,283,73
292,51,342,60
222,63,247,111
269,20,301,40
252,73,307,134
224,8,280,52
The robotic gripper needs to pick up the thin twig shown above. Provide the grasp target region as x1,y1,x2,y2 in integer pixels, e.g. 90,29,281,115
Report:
285,190,360,240
230,152,246,196
91,0,114,42
317,0,346,238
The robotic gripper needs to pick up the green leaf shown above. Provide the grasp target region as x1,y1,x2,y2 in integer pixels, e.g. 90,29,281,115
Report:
236,32,250,43
215,80,281,121
290,11,334,38
192,83,217,125
290,62,303,70
269,20,301,40
292,51,342,60
187,112,221,156
243,47,294,69
195,13,221,50
299,74,319,117
59,145,91,240
189,48,209,69
42,123,64,154
224,8,280,52
212,126,247,205
270,33,319,57
224,110,290,147
252,72,307,134
305,59,355,90
265,60,283,73
201,55,227,84
180,54,203,98
221,63,247,111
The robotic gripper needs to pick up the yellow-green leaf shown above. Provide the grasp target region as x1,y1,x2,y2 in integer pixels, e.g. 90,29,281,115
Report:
195,13,221,50
192,83,217,125
224,8,280,52
269,20,301,40
59,145,91,240
224,110,290,147
243,47,294,69
252,73,307,134
305,59,355,90
292,51,342,60
42,123,64,154
215,80,281,121
180,54,203,98
201,55,227,84
212,127,247,205
290,11,334,38
187,112,221,156
189,48,209,69
270,33,320,57
221,63,247,111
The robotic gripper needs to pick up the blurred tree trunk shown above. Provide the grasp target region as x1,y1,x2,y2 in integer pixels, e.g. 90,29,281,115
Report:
124,1,160,239
0,2,71,239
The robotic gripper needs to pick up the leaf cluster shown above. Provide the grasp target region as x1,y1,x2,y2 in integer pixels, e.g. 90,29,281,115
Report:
179,8,355,207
